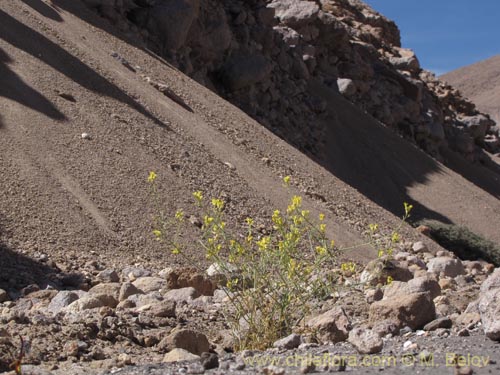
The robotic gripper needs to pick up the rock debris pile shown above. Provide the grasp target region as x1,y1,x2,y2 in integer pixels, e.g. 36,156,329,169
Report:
82,0,499,161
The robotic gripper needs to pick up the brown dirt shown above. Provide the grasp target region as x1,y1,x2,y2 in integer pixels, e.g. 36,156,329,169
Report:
0,0,499,293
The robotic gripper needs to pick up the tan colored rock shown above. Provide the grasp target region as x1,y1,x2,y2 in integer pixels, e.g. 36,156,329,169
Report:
306,307,350,343
133,277,167,293
348,328,383,354
369,292,435,330
162,348,200,363
159,329,210,355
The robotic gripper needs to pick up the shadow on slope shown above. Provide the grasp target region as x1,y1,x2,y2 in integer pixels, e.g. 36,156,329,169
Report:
0,47,66,121
0,8,170,129
311,81,500,228
50,0,174,68
0,221,56,300
310,80,453,224
20,0,63,22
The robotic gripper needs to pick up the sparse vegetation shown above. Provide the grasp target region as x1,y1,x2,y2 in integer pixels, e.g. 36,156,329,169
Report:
419,220,500,266
149,173,411,350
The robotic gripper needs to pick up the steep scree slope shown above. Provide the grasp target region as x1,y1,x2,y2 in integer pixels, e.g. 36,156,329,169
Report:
0,0,500,290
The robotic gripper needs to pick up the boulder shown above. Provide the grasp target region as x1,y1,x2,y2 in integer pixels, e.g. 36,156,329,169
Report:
369,292,436,330
159,329,210,355
306,307,351,343
162,348,200,363
427,257,465,278
460,114,494,140
47,291,80,315
360,259,413,286
133,277,167,293
267,0,320,28
164,287,200,303
273,333,302,349
348,328,383,354
478,269,500,341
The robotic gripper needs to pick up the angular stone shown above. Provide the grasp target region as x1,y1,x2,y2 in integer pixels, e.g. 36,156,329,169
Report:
133,277,167,293
160,329,210,355
164,287,200,303
427,257,465,278
97,269,119,283
478,289,500,341
273,333,302,349
47,291,80,315
306,307,350,343
369,292,436,330
119,282,142,301
88,283,121,300
360,259,413,286
348,327,383,354
267,0,320,28
423,317,452,331
162,348,200,363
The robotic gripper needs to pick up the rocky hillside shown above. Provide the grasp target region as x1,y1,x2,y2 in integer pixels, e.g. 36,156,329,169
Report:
80,0,499,163
442,55,500,152
1,1,500,374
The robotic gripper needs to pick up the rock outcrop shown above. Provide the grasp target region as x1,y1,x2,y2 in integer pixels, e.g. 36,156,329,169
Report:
82,0,499,162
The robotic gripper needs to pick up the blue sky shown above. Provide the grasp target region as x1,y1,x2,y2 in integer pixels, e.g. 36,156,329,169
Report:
363,0,500,75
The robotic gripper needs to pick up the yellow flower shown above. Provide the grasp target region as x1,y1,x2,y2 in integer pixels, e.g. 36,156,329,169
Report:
319,223,326,233
152,229,162,239
256,236,270,251
391,232,400,243
171,247,180,255
211,198,224,211
315,246,327,255
287,195,302,213
148,171,157,183
175,209,184,221
203,215,214,227
272,210,283,226
319,213,325,221
283,175,291,185
245,217,254,226
386,276,394,285
378,249,385,258
404,202,413,216
193,190,203,204
369,223,379,233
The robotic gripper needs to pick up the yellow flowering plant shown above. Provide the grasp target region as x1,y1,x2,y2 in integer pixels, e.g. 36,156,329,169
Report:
148,173,413,349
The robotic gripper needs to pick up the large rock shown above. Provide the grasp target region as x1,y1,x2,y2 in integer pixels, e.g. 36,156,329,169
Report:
369,292,436,330
162,348,200,363
481,268,500,293
306,307,351,343
348,328,383,354
88,282,121,300
384,277,441,300
389,48,420,72
166,267,217,296
221,54,272,91
160,329,210,355
460,114,494,140
360,259,413,286
267,0,320,28
133,277,167,293
427,257,465,278
47,291,80,315
478,269,500,341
